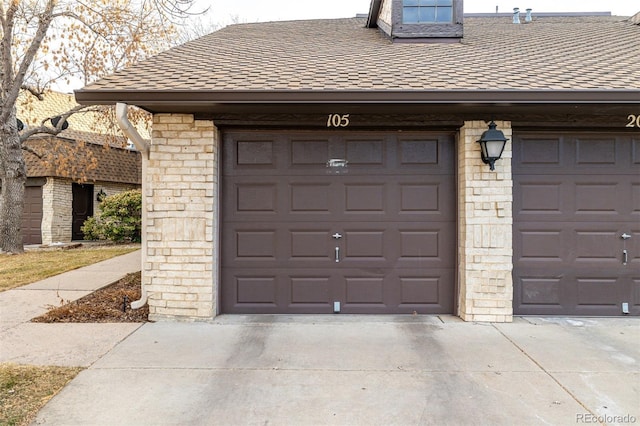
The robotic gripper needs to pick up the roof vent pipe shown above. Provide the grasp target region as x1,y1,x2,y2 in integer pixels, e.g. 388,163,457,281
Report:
525,8,533,22
513,7,520,24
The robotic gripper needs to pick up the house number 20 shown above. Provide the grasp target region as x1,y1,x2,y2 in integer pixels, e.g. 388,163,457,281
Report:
327,114,350,128
627,115,640,128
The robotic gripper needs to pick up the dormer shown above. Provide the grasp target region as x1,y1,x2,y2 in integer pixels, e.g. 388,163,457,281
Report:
367,0,464,42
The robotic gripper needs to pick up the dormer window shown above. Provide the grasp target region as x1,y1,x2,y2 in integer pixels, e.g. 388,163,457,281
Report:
368,0,463,42
403,0,453,24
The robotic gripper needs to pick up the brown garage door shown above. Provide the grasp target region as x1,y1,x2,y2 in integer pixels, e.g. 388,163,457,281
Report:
513,132,640,316
222,131,456,314
23,185,43,245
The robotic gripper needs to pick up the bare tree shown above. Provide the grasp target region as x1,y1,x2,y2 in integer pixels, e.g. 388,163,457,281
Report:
0,0,199,253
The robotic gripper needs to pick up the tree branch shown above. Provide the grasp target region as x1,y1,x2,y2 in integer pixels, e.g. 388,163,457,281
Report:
1,0,55,123
18,104,88,142
20,85,45,101
20,144,44,159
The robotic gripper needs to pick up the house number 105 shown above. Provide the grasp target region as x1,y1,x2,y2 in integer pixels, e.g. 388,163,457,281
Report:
627,115,640,128
327,114,350,128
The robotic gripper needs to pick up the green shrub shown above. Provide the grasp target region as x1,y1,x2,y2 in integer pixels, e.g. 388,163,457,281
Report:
82,189,142,243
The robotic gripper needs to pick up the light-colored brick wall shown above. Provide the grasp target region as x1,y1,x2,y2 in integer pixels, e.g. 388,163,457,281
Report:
143,114,217,321
458,121,513,323
41,177,72,244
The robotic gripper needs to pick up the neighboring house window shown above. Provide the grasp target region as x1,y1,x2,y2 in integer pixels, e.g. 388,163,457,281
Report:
403,0,453,24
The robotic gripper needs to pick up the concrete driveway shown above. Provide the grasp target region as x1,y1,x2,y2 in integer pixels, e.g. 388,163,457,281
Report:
34,315,639,426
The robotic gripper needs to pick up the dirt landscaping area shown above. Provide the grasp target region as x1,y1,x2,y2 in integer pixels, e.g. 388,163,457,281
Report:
31,271,148,323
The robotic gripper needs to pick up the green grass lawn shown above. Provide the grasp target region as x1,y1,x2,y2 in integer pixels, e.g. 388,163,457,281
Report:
0,245,139,292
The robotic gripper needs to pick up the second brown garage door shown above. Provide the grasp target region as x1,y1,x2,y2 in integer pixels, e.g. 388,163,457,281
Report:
222,131,456,314
513,132,639,316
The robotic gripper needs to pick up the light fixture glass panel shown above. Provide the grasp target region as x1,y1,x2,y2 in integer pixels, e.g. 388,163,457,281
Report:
485,140,506,158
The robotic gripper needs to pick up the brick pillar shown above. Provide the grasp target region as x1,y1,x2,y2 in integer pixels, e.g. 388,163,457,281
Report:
41,177,72,244
458,121,513,322
144,114,218,321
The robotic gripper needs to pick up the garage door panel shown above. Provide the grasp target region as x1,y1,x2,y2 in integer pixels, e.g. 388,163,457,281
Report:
515,272,623,315
575,183,619,215
290,231,332,261
290,183,332,212
634,280,640,309
290,277,331,304
515,180,564,217
236,139,276,166
345,138,385,165
344,184,385,213
22,185,43,245
223,131,455,314
575,137,617,165
399,139,440,165
632,183,640,215
516,178,636,221
514,132,638,316
235,230,277,260
223,269,334,314
517,137,562,166
236,183,278,212
291,139,331,165
236,276,277,304
576,278,620,306
399,231,440,259
574,230,620,264
344,230,385,260
400,276,441,305
345,277,385,304
518,276,562,306
518,229,563,262
399,183,440,212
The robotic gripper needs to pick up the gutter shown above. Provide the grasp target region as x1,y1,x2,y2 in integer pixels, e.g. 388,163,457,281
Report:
115,103,149,155
78,90,640,107
115,102,148,310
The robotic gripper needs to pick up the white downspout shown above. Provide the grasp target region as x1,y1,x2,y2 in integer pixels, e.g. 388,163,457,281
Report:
116,103,149,155
115,102,148,310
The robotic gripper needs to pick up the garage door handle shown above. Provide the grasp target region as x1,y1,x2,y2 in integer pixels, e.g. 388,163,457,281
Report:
623,250,628,266
335,247,340,263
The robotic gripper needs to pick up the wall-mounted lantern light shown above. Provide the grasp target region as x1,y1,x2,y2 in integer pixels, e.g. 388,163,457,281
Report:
476,121,508,171
96,189,107,202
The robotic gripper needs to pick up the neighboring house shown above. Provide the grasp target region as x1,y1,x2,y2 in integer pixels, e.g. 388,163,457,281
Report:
17,91,143,245
76,0,640,322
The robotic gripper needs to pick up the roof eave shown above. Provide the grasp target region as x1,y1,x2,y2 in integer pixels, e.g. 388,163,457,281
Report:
75,89,640,108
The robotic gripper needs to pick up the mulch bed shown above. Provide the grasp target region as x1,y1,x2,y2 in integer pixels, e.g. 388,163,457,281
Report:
31,272,149,323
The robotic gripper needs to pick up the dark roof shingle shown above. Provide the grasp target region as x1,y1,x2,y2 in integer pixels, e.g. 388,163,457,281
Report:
80,15,640,93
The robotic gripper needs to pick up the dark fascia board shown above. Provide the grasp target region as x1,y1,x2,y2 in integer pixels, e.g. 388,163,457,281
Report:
75,89,640,107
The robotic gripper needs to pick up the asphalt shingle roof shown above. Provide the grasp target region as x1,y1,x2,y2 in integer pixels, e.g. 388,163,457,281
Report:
24,137,142,184
81,15,640,93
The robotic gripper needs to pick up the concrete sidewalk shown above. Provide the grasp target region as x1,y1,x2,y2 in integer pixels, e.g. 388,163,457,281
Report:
0,250,143,366
33,315,639,426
